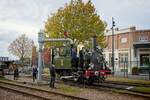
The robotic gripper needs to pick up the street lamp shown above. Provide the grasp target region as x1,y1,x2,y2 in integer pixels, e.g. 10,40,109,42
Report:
111,17,115,75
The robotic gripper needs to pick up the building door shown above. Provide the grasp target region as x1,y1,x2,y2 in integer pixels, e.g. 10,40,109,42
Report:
140,54,150,67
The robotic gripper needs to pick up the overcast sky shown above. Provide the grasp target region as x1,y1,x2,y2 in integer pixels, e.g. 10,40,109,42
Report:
0,0,150,59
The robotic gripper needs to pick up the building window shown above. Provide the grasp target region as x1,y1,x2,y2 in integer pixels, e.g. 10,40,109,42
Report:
140,54,150,67
109,53,112,63
138,36,148,42
0,57,9,61
103,54,106,59
121,37,127,43
118,53,128,68
119,53,128,62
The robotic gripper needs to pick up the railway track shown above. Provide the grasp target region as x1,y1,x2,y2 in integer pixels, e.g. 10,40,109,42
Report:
93,82,150,99
42,75,150,87
105,80,150,87
59,78,150,99
43,76,150,95
0,80,88,100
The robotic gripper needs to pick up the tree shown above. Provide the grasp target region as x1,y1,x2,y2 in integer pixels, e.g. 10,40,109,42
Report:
8,34,34,66
44,0,107,47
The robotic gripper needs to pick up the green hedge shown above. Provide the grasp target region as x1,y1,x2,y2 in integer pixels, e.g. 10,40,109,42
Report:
132,67,139,75
131,87,150,94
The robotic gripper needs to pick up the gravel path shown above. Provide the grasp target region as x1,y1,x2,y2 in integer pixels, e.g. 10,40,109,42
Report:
0,88,41,100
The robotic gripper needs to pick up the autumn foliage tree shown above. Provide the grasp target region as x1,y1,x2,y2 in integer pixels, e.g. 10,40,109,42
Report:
8,34,34,66
44,0,107,47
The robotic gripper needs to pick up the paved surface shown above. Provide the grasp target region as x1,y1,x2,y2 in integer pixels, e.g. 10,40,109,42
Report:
0,88,41,100
5,75,49,85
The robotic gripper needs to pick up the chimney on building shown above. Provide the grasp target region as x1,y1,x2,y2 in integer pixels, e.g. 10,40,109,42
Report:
115,27,119,31
130,26,136,31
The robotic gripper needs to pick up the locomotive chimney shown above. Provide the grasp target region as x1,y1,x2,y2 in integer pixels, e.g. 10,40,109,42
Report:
92,35,97,51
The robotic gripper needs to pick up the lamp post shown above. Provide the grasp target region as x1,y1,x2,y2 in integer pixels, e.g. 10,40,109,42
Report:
111,17,115,75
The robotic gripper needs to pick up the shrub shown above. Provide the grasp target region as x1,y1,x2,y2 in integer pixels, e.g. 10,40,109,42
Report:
132,67,139,75
42,68,49,74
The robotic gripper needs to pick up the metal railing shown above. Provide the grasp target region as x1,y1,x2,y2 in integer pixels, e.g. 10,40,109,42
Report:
107,61,150,80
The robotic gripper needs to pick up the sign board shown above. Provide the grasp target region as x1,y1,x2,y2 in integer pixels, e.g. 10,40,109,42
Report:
121,38,127,43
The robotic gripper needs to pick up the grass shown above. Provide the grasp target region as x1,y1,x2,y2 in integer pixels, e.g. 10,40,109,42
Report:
107,76,150,85
42,68,50,74
1,75,149,98
0,76,82,96
131,87,150,94
0,77,17,82
0,76,5,78
0,77,21,87
0,76,11,81
58,84,82,95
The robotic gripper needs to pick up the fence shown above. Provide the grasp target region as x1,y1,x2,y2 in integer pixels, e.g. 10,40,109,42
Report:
107,61,150,80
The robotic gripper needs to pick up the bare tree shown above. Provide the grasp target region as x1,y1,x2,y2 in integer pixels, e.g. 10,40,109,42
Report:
8,34,34,66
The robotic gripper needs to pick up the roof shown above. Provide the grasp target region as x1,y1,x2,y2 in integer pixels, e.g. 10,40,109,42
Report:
105,26,150,36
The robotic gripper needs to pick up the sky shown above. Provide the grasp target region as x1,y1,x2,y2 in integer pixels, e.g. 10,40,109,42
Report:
0,0,150,59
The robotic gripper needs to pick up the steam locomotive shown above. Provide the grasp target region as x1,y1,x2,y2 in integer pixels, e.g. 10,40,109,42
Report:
51,36,111,84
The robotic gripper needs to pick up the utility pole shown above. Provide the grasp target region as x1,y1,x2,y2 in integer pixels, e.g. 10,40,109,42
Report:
37,30,45,81
111,17,115,75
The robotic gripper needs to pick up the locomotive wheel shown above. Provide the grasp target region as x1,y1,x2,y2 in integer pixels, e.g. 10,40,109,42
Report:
102,76,106,81
99,76,106,83
76,70,84,84
87,77,93,85
77,76,84,83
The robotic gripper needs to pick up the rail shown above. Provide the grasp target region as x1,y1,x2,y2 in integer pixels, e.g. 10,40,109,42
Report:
0,80,88,100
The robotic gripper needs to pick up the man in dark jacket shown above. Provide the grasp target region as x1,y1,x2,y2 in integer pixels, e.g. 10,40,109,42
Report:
49,64,56,88
14,67,19,80
71,48,78,69
32,65,38,82
79,49,84,69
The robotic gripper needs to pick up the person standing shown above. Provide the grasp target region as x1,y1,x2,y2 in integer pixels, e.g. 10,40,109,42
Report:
79,49,84,69
14,67,19,80
49,64,56,88
32,65,38,82
84,49,91,69
71,48,78,69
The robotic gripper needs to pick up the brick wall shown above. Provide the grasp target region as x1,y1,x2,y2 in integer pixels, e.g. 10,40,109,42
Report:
132,30,150,42
105,29,150,50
